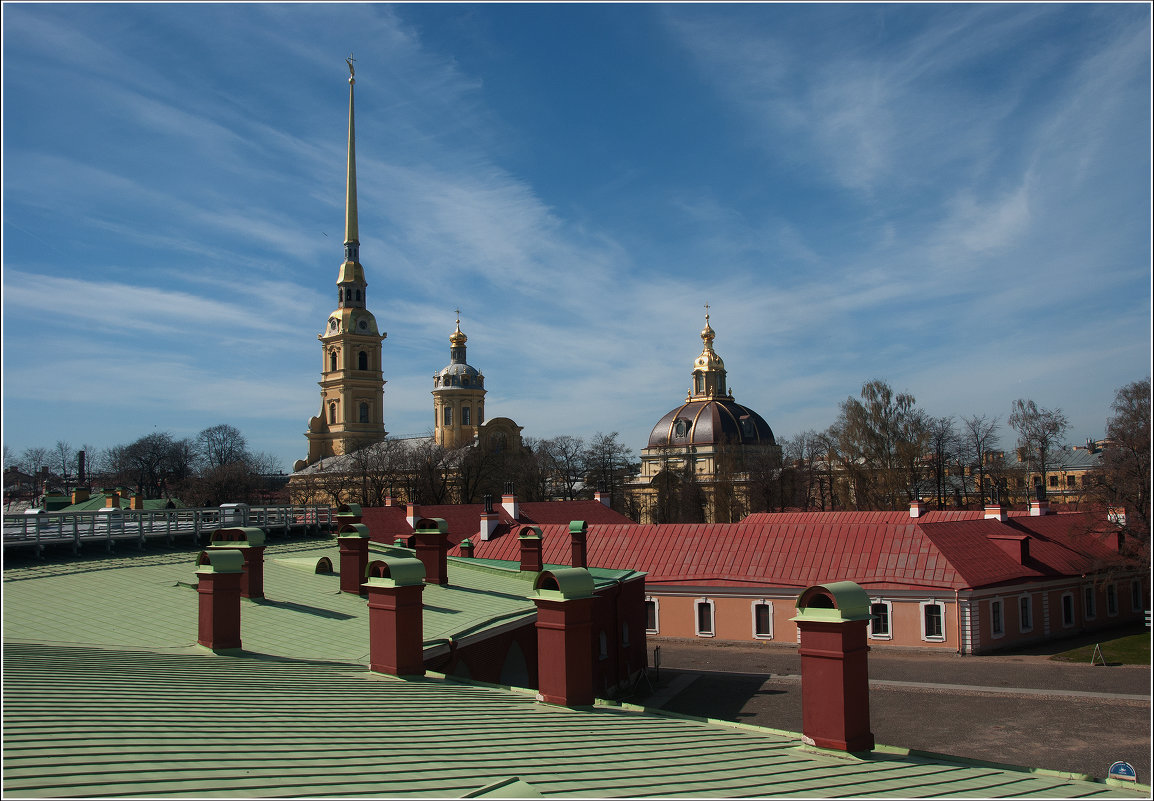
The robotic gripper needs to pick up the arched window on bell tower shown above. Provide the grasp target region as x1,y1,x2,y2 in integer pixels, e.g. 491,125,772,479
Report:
359,402,369,423
330,351,338,372
358,351,368,371
329,402,338,425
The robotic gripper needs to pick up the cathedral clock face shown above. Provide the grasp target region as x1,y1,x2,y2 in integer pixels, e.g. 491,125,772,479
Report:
358,320,368,331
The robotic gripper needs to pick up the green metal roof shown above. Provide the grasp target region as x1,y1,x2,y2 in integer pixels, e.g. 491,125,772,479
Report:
3,541,1145,798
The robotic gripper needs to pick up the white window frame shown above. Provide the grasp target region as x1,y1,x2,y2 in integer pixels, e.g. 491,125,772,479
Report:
1106,583,1118,617
644,596,659,635
868,599,893,641
920,600,946,642
990,597,1005,638
1018,593,1033,633
1061,592,1075,627
751,599,773,640
1084,586,1096,620
695,598,716,638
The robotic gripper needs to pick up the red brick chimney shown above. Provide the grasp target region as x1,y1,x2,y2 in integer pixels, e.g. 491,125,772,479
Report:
196,550,245,652
533,568,596,707
519,526,543,572
1029,498,1051,516
406,503,419,530
568,520,587,569
337,523,372,594
459,538,475,558
908,499,924,518
791,582,875,753
414,517,449,585
208,527,267,599
364,558,427,677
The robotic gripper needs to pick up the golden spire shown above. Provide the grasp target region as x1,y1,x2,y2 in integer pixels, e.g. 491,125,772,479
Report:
344,54,359,248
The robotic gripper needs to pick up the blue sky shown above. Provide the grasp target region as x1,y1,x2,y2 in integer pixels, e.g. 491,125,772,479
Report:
3,2,1150,473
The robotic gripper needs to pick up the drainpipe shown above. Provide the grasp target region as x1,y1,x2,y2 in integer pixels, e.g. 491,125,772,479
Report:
955,588,963,656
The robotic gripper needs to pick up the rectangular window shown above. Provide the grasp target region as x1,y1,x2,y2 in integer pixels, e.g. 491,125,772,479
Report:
1107,584,1118,616
1049,475,1059,488
443,406,452,426
1019,595,1033,633
921,601,945,642
645,599,658,634
1066,475,1076,488
462,406,471,426
1084,586,1096,620
1132,580,1143,612
869,602,891,639
991,599,1004,637
695,599,714,637
752,601,772,639
1062,593,1075,627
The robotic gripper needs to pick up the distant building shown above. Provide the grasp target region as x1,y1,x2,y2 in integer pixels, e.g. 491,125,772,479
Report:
627,312,781,523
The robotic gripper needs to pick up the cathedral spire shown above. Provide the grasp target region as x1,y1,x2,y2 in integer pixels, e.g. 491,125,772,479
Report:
337,55,366,306
344,55,359,251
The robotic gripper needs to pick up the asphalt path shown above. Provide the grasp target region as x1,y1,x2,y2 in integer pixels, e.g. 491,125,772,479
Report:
637,636,1151,783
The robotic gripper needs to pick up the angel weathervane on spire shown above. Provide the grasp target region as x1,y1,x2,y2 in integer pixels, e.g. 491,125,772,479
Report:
346,53,356,83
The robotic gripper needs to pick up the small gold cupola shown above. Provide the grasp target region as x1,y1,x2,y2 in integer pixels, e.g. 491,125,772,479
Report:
689,306,729,400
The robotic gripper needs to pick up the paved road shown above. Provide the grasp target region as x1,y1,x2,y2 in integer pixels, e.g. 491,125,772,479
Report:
638,637,1151,783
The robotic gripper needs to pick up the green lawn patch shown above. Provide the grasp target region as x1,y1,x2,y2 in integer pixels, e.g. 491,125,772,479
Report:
1050,631,1151,665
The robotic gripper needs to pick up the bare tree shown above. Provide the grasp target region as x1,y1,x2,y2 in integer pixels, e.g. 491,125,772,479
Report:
196,424,248,471
1009,399,1070,497
833,380,928,510
538,435,586,500
21,446,51,481
960,415,1000,507
582,432,635,512
1091,378,1151,549
925,417,960,510
53,441,77,491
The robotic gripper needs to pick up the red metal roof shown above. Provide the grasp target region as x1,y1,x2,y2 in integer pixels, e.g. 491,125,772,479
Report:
449,511,1128,593
360,499,634,546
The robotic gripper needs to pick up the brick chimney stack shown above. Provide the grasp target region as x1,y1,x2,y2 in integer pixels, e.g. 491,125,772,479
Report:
568,520,588,569
364,558,427,677
414,518,449,585
519,526,543,573
480,494,499,541
502,482,520,521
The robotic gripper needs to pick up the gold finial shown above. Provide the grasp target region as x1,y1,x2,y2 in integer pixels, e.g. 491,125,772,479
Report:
346,53,356,83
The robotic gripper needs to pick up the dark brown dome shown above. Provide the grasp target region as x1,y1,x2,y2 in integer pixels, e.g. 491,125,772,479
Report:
647,399,775,449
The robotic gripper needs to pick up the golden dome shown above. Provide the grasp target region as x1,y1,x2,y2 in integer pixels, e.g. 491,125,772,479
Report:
449,317,467,347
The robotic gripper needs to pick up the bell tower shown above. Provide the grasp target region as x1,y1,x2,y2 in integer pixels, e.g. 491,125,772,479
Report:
295,57,387,471
432,312,486,449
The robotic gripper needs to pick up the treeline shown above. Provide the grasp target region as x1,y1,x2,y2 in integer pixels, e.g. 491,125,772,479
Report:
5,424,282,507
292,431,638,515
771,378,1149,544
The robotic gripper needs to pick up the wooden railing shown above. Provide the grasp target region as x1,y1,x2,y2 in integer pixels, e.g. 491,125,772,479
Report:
2,505,336,556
